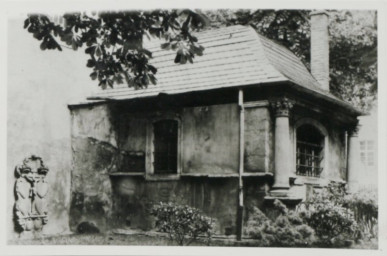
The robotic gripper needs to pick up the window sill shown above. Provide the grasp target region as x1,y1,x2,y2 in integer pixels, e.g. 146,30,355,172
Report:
145,174,180,181
180,172,273,178
109,172,145,177
291,175,329,187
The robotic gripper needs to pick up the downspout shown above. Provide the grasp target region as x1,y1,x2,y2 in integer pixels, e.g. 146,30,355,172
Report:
345,131,349,182
236,89,244,241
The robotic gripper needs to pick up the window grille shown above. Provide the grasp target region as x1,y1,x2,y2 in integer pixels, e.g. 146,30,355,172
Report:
296,124,324,177
296,141,323,177
153,120,178,174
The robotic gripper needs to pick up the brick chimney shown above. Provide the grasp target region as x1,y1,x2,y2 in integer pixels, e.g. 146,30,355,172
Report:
310,11,329,91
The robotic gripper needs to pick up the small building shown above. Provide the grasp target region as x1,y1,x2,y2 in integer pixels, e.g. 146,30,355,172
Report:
68,12,363,236
356,102,378,189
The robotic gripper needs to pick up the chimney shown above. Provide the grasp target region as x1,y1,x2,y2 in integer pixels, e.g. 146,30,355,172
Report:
310,11,329,91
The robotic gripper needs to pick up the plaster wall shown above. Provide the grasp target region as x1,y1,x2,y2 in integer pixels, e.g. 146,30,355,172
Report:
69,105,117,232
182,104,239,174
114,104,241,174
327,127,346,181
244,107,273,173
111,176,268,235
69,102,273,234
7,17,96,240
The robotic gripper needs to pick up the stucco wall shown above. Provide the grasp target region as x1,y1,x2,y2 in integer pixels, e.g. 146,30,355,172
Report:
69,102,273,234
114,104,240,174
244,107,273,173
327,127,346,181
111,177,240,234
182,104,239,174
7,17,96,240
111,176,269,235
70,104,117,232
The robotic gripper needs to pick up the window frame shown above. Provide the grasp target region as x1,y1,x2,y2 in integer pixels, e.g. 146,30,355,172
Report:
360,140,375,167
145,115,182,180
293,118,329,179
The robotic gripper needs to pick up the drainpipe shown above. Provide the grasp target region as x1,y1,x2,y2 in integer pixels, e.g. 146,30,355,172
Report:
236,89,244,241
347,122,361,192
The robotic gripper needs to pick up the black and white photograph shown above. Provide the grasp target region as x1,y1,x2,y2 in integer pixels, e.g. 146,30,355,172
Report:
1,1,386,255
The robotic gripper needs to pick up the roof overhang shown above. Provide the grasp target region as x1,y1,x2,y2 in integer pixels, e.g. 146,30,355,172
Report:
68,80,364,118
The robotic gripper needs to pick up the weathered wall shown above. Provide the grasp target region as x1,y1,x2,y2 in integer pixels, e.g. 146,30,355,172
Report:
182,104,239,174
326,126,346,181
111,176,269,235
7,17,96,240
69,102,272,235
113,104,240,175
69,104,117,232
244,107,273,173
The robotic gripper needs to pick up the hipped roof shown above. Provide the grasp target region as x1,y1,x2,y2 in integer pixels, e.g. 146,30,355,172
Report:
83,25,361,115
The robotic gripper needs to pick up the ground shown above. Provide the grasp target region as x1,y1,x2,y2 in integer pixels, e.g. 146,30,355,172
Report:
9,233,243,246
9,233,377,249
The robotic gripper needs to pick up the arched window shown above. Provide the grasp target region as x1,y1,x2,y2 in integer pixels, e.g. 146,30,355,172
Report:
153,119,178,174
296,124,325,177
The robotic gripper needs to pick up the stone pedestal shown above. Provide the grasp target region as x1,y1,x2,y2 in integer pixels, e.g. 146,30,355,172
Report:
347,124,361,192
270,98,293,197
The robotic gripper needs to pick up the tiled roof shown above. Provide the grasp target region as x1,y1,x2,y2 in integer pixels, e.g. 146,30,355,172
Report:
85,25,358,112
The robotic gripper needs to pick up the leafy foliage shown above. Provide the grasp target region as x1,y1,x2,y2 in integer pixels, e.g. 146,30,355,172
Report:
244,200,316,247
24,10,208,89
151,202,214,246
344,188,378,239
25,9,376,110
299,182,378,247
304,202,357,246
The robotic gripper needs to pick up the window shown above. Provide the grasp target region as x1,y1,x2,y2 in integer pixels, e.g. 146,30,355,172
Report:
296,124,325,177
360,140,375,167
153,120,178,174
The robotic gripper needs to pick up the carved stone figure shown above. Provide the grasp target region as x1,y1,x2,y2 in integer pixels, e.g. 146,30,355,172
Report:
14,155,49,233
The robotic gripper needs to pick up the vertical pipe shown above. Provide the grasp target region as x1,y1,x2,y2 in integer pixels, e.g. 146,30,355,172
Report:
236,89,244,241
347,124,361,192
344,131,348,181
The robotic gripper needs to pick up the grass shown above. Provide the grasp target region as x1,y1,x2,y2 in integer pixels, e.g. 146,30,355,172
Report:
9,232,258,247
10,233,179,246
9,232,378,248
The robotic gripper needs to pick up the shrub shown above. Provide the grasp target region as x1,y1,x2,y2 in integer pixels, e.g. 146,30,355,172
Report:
304,202,358,246
151,202,214,246
345,188,378,240
244,200,315,247
299,182,377,247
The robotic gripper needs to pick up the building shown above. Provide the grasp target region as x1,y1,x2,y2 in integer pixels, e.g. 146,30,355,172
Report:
66,11,364,237
356,102,378,189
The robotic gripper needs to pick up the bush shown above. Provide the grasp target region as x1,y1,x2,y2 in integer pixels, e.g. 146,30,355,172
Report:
299,182,378,247
345,188,378,240
244,200,315,247
304,202,358,246
151,202,214,246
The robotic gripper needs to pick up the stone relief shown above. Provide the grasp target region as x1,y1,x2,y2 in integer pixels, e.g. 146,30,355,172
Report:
14,155,49,233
